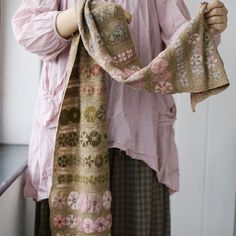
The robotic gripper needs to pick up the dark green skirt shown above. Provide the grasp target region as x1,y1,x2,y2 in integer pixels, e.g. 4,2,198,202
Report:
35,148,171,236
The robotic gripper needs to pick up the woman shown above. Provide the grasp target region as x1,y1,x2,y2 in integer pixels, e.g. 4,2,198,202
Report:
12,0,228,235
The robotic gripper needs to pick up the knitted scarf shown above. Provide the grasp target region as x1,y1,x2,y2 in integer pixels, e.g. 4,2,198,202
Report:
49,1,229,235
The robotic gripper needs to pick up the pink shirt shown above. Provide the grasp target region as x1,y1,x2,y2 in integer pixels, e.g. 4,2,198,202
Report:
11,0,220,201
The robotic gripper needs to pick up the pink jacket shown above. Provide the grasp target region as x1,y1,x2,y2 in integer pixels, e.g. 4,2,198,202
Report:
12,0,220,201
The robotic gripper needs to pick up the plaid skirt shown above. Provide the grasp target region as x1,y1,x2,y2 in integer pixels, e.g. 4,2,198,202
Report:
35,148,171,236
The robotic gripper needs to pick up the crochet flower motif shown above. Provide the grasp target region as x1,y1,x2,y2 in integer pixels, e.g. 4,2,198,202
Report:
94,154,104,168
99,55,112,67
151,58,169,76
67,132,79,147
66,215,77,229
53,215,66,229
109,68,125,81
79,132,90,147
92,64,102,77
123,66,140,77
151,58,173,93
67,191,80,210
88,131,102,147
53,192,67,209
95,217,107,232
81,65,91,78
87,193,102,213
83,218,95,234
205,54,218,70
57,155,68,168
188,32,201,46
84,106,97,123
83,86,95,96
69,107,80,123
155,81,173,94
102,191,112,209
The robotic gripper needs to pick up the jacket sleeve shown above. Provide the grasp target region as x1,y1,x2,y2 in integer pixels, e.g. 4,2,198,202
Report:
11,0,71,61
155,0,221,46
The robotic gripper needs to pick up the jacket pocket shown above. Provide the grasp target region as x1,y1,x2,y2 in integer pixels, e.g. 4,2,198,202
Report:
158,94,177,125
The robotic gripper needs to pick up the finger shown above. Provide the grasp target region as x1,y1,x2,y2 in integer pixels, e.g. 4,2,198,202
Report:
206,15,226,25
205,7,228,18
206,0,224,13
124,9,132,24
208,23,227,33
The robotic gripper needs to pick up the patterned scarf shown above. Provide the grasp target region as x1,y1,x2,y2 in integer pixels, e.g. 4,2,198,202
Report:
49,1,229,235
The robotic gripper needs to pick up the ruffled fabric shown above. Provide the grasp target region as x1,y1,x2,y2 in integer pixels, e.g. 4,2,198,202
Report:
11,2,71,61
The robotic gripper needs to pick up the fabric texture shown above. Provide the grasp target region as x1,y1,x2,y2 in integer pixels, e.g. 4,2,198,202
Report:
49,1,229,235
35,199,51,236
109,148,170,236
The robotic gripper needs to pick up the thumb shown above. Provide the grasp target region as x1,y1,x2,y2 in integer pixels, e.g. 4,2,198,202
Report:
123,9,132,24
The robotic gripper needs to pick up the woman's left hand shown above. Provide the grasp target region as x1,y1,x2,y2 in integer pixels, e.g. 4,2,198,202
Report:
205,0,228,34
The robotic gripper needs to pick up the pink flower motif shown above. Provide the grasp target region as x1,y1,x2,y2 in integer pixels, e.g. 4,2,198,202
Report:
124,69,135,77
150,58,169,75
206,55,218,69
117,52,127,62
53,192,67,209
95,86,106,95
53,215,66,229
67,191,80,210
87,193,102,213
102,191,112,210
160,71,172,81
83,218,95,233
99,55,112,66
66,215,77,229
91,64,102,77
109,69,125,81
105,214,112,229
188,33,201,46
95,217,107,232
131,65,141,71
155,81,173,94
134,80,145,89
81,65,91,78
77,217,84,232
128,71,146,89
126,49,134,59
78,192,88,213
83,86,95,96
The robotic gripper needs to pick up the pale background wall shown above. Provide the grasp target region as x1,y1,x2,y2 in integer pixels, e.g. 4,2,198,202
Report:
0,174,35,236
0,0,40,144
0,0,235,236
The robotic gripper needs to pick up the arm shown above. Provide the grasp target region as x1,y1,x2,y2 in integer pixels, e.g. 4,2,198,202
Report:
11,0,73,61
56,8,78,39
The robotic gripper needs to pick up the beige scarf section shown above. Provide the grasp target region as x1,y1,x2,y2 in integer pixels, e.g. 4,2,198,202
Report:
49,1,229,235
